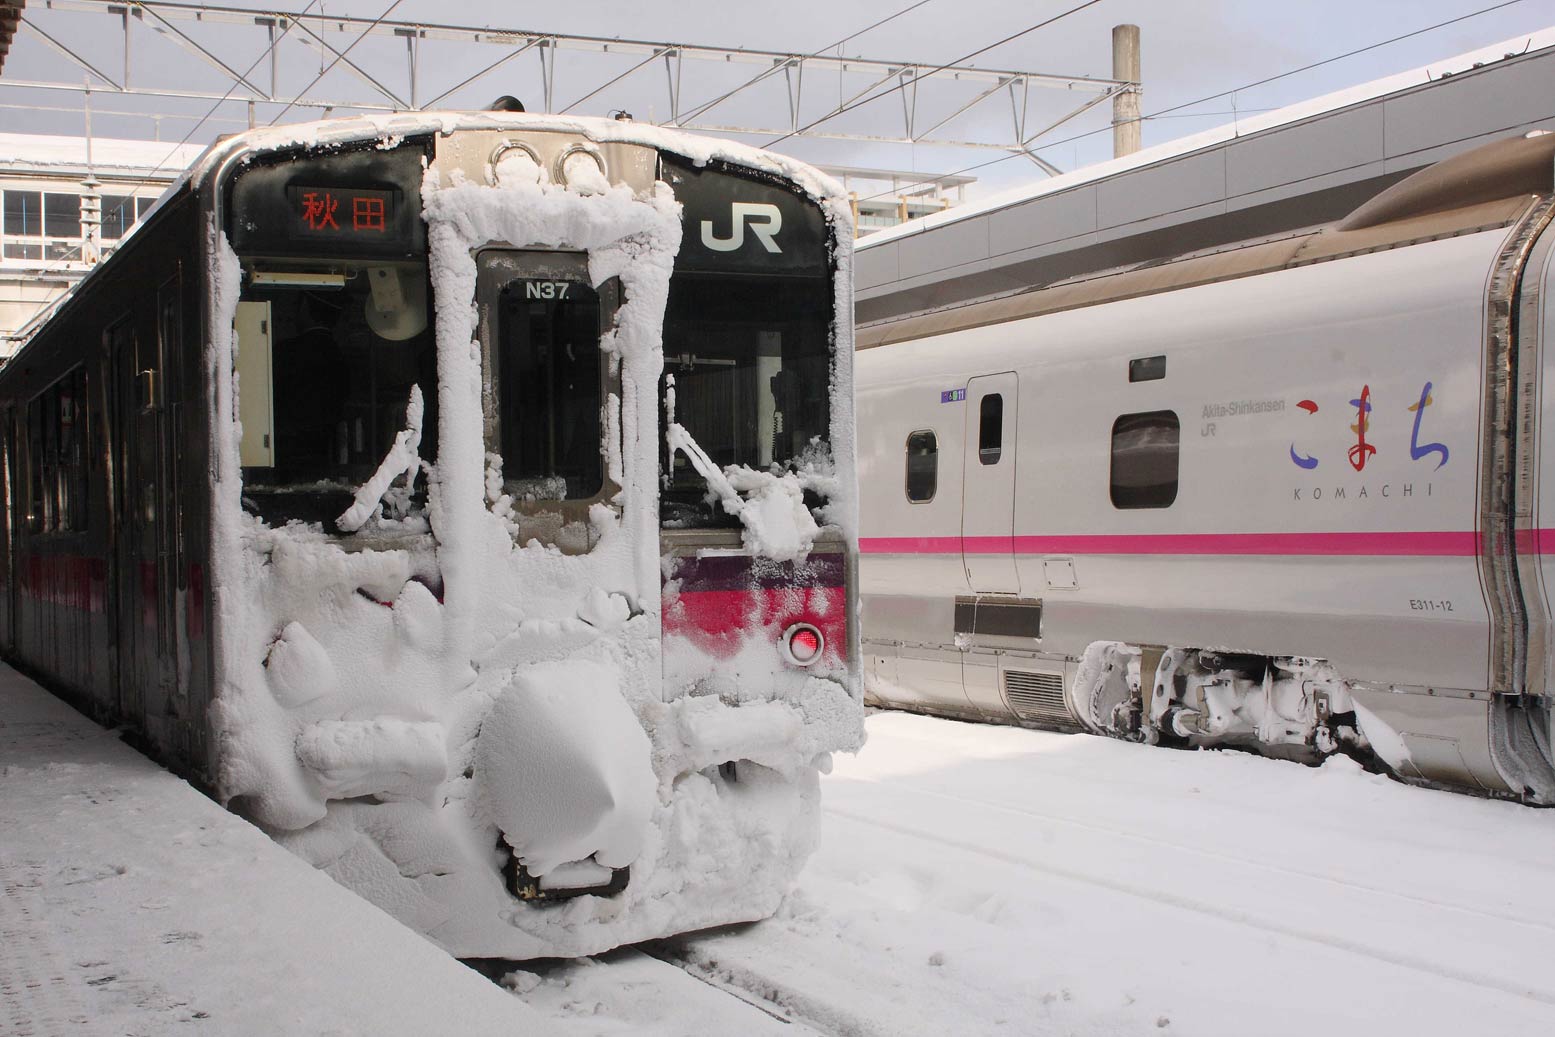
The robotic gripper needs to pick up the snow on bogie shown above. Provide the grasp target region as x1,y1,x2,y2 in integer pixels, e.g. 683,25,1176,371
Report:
0,112,861,959
1072,642,1379,768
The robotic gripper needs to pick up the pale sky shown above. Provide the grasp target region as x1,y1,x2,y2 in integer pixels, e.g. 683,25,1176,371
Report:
4,0,1554,196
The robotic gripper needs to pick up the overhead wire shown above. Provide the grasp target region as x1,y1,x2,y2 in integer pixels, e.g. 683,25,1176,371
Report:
847,0,1532,206
268,0,406,125
766,0,1110,147
672,0,939,128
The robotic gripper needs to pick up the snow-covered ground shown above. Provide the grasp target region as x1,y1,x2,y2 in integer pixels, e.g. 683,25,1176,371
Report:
0,666,551,1036
8,659,1555,1035
514,712,1555,1036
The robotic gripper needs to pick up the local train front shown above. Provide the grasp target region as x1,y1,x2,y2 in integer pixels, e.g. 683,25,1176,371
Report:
204,117,862,958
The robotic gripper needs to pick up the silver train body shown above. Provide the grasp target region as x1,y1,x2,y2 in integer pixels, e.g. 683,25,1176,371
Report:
856,133,1555,800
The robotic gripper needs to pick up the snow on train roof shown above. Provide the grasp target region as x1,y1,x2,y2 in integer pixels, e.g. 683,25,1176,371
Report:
859,25,1555,250
176,111,847,206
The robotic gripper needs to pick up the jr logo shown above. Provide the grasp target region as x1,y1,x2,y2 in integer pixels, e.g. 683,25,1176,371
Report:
700,202,783,253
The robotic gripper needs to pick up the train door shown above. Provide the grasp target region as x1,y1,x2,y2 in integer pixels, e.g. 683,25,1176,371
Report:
0,406,12,654
961,372,1020,593
107,318,164,726
151,279,182,737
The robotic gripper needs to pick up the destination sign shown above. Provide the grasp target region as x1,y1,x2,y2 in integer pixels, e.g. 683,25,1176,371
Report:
228,143,426,259
285,186,398,241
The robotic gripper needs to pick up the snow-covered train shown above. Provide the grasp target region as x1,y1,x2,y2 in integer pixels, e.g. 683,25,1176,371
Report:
857,132,1555,802
0,113,863,956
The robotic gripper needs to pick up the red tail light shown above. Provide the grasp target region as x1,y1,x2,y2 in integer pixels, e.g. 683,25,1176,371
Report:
783,624,823,666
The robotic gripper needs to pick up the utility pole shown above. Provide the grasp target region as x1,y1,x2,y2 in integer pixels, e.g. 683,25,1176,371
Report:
1112,24,1141,159
81,76,102,265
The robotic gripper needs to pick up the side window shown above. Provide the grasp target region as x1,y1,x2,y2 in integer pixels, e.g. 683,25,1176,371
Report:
1110,410,1180,509
60,368,88,532
41,385,59,532
978,393,1002,465
25,396,43,533
905,430,937,502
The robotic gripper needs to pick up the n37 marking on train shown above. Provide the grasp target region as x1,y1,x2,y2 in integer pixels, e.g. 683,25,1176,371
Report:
526,281,571,299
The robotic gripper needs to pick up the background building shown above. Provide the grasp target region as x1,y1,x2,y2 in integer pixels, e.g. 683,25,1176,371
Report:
1,132,204,357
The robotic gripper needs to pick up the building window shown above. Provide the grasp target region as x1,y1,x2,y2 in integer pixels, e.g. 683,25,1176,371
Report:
3,190,43,260
1110,410,1180,509
978,392,1003,465
44,193,80,239
3,190,88,260
101,194,156,240
101,195,135,239
905,429,937,502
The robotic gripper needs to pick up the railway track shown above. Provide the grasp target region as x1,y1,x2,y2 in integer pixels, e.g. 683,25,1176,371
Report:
642,941,849,1036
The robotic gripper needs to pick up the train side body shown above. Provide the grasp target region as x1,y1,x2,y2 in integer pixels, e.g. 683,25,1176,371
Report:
0,189,214,769
858,137,1555,798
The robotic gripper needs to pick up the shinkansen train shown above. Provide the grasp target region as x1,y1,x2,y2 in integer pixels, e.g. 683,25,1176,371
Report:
0,112,863,957
858,132,1555,802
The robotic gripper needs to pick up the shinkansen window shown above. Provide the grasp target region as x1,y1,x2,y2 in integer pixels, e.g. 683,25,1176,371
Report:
906,430,938,502
978,394,1003,465
1110,410,1180,509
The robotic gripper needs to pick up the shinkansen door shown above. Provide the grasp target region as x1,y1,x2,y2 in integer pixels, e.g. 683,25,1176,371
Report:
475,250,621,552
962,372,1019,593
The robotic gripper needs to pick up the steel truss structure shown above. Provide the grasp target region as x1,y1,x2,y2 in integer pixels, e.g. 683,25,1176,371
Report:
4,0,1132,163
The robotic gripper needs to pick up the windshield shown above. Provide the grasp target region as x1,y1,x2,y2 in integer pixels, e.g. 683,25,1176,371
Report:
660,271,832,526
234,261,437,528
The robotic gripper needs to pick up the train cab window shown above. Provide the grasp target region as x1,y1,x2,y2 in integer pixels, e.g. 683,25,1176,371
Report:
1110,410,1180,509
234,262,437,528
495,278,604,502
978,393,1003,465
659,272,833,526
906,430,938,502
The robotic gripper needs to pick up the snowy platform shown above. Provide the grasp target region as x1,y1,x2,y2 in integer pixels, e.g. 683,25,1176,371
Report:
0,664,549,1037
9,655,1555,1036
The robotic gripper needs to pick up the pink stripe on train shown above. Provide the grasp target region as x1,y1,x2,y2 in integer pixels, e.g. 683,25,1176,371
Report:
860,530,1491,557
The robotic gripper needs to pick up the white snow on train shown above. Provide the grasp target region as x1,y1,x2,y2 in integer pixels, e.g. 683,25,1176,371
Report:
190,114,863,957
